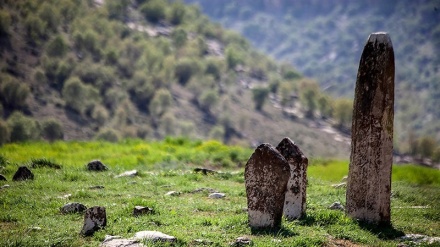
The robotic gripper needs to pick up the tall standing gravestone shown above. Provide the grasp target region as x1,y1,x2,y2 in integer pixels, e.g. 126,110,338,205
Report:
346,32,395,225
276,137,308,220
245,144,290,229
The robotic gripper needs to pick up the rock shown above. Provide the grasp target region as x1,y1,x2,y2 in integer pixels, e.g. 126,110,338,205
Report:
1,184,10,189
190,188,218,194
346,32,395,225
133,231,176,243
89,185,105,190
60,202,87,214
100,235,142,247
0,174,6,181
87,160,108,171
231,236,252,246
329,202,345,211
276,137,308,220
80,206,107,236
244,143,290,229
133,206,153,217
208,193,225,199
341,176,348,182
165,191,180,196
193,167,217,175
331,182,346,189
12,166,34,181
115,170,138,178
399,234,440,245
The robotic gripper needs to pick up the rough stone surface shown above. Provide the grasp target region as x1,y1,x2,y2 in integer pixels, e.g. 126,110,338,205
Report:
115,170,137,178
399,234,440,245
231,236,252,246
133,206,153,216
60,202,87,214
208,192,225,199
133,231,176,243
329,202,345,211
244,143,290,229
100,235,142,247
0,174,6,181
346,32,395,225
87,160,108,171
80,206,107,236
276,137,308,220
12,166,34,181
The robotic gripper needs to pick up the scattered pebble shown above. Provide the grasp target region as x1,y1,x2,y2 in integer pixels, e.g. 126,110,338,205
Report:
208,193,226,199
329,202,345,211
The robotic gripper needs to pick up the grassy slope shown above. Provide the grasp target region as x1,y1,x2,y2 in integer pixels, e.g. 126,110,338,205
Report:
0,140,439,246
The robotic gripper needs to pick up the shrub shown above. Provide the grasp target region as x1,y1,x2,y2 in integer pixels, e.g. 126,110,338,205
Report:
158,112,176,136
95,128,120,142
0,10,11,35
38,2,60,33
174,59,196,85
46,35,68,57
171,28,187,48
41,118,64,142
149,89,173,117
24,15,46,45
252,87,269,111
209,125,225,142
140,0,166,23
198,90,219,112
62,77,100,115
105,0,130,20
0,120,9,145
169,1,186,25
225,44,245,69
205,58,223,80
333,98,353,128
6,111,40,142
92,105,109,126
0,75,30,109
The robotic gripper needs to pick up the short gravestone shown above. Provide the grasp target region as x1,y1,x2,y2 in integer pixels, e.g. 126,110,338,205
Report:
87,160,108,171
276,137,308,220
60,202,87,214
346,32,395,225
0,174,6,181
244,143,290,229
80,206,107,236
133,206,153,216
12,166,34,181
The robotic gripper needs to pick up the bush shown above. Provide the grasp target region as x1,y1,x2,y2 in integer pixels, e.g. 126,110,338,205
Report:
0,10,11,35
169,1,186,25
41,118,64,142
171,28,187,48
38,2,60,33
46,35,68,57
0,75,30,109
24,15,46,45
252,87,269,111
198,90,219,112
149,89,173,117
174,59,196,85
205,58,223,80
105,0,130,20
225,44,245,69
140,0,166,23
92,105,109,126
158,112,176,136
62,77,100,115
7,111,40,142
95,128,120,142
333,98,353,128
0,120,9,145
209,125,225,142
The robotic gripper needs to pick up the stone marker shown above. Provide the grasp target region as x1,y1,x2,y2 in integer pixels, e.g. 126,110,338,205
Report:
346,32,395,225
87,160,108,171
12,166,34,181
244,143,290,229
276,137,308,220
81,206,107,236
60,202,87,214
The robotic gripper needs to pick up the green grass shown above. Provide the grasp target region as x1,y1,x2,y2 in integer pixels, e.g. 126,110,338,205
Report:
0,138,439,246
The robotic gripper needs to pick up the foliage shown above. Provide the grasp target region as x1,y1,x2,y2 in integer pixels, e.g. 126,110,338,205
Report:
95,128,120,142
174,58,197,85
0,9,11,35
198,89,219,112
6,111,40,142
40,118,64,142
149,88,173,118
333,98,353,128
140,0,166,23
0,75,30,110
0,120,9,145
251,86,269,111
46,35,68,57
62,77,100,115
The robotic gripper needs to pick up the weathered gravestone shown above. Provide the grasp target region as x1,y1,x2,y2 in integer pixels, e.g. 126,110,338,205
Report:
244,144,290,229
276,137,308,220
81,206,107,236
346,32,395,225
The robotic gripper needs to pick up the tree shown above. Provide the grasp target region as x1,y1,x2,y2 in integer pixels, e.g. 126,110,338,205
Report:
7,111,40,142
418,136,436,158
149,89,173,117
0,120,9,145
0,75,30,110
140,0,166,23
252,87,269,111
333,98,353,128
41,118,64,142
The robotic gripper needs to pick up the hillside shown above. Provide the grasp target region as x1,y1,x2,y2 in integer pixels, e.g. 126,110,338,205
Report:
184,0,440,155
0,0,353,158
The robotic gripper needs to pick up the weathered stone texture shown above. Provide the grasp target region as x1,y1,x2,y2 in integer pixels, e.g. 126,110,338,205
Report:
244,143,290,229
276,137,308,220
12,166,34,181
81,206,107,236
346,32,395,224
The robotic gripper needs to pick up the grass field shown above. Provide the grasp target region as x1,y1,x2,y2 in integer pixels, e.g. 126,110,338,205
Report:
0,138,439,246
